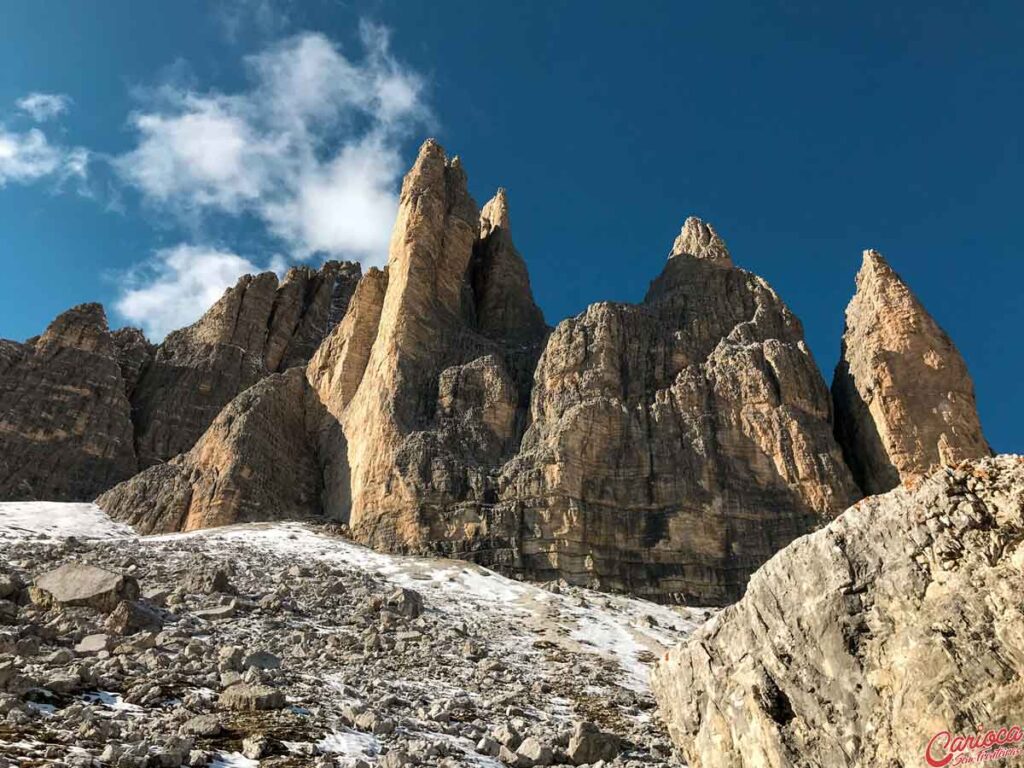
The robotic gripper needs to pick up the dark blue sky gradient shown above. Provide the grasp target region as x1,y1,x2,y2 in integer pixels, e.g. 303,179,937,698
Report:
0,1,1020,451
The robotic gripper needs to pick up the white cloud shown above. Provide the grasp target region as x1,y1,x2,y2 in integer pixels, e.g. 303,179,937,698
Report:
0,126,88,187
117,25,429,264
16,92,72,122
114,244,285,341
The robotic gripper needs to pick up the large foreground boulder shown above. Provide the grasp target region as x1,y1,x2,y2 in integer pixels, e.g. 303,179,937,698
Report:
31,563,139,613
651,455,1024,768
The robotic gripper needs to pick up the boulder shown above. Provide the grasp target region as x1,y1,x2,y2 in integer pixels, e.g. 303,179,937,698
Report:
218,682,286,711
31,563,139,612
180,714,224,738
74,633,113,654
651,455,1024,768
566,721,620,765
386,587,423,619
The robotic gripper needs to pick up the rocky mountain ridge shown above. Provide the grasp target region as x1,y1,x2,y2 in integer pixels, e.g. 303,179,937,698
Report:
1,139,993,605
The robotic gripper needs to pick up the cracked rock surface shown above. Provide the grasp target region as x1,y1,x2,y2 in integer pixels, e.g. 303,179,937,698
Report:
651,455,1024,768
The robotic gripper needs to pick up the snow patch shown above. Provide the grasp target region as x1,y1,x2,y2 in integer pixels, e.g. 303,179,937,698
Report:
0,502,135,542
210,753,259,768
316,728,380,756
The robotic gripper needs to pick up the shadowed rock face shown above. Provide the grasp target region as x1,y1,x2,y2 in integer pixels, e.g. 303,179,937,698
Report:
832,250,990,494
130,262,361,468
98,369,328,534
651,456,1024,768
0,304,137,500
491,218,860,603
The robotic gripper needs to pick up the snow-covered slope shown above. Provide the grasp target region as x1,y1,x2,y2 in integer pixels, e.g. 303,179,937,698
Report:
0,503,710,766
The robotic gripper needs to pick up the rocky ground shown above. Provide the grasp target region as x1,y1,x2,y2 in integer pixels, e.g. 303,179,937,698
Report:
0,503,709,767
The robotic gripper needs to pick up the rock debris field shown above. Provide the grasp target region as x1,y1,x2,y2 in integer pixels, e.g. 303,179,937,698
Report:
0,503,710,767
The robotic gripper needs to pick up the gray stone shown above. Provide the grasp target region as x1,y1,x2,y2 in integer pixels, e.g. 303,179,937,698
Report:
218,682,286,711
32,563,139,612
74,633,113,654
652,455,1024,768
566,721,620,765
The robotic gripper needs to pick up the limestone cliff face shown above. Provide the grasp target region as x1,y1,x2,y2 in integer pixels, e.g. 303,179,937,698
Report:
0,304,137,500
832,250,990,494
94,150,861,606
131,262,361,468
340,140,548,550
651,455,1024,768
496,219,859,603
98,369,327,534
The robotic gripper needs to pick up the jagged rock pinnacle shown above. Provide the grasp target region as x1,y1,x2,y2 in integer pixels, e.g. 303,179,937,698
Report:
832,248,991,493
480,188,511,237
669,217,732,265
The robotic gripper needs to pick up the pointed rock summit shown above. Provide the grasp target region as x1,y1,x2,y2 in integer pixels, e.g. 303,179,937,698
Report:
832,250,990,494
669,216,732,265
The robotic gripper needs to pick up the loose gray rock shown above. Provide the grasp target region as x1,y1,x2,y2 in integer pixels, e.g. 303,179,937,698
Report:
566,721,620,765
31,563,138,612
218,682,286,711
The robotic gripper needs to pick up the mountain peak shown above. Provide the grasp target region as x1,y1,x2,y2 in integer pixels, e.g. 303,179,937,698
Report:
480,188,510,237
669,217,732,265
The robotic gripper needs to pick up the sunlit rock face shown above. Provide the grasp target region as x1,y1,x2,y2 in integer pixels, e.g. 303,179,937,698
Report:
832,250,991,494
94,144,867,606
652,455,1024,768
494,217,859,604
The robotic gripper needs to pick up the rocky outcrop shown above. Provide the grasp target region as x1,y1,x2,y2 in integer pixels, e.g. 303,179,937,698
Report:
98,368,328,534
651,455,1024,768
0,304,137,500
130,262,361,468
832,250,991,494
341,140,548,550
494,218,859,603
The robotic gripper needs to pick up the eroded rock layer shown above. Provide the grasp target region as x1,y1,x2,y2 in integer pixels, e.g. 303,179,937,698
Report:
131,262,361,468
651,455,1024,768
0,304,137,500
98,369,327,534
832,250,990,494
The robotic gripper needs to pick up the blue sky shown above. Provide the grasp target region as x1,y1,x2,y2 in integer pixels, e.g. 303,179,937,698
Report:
0,1,1020,452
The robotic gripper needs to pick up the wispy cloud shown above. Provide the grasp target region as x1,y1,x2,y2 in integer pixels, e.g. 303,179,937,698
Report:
116,24,429,265
0,126,88,187
16,92,72,122
114,244,286,340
